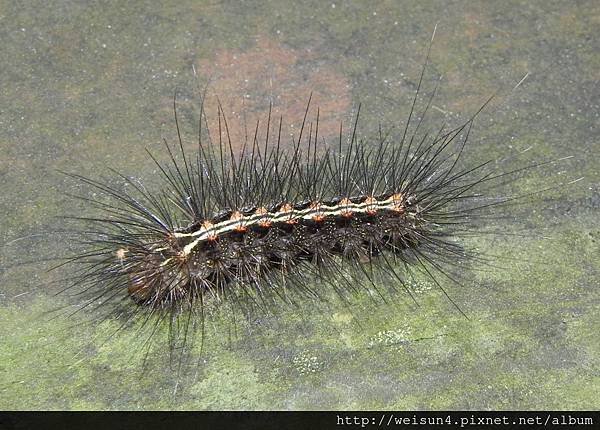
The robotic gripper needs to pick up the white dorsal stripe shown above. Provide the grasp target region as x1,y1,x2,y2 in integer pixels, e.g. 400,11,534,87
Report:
179,195,406,256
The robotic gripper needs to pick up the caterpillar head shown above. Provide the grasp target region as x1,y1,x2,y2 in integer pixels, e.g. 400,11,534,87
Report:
117,244,191,308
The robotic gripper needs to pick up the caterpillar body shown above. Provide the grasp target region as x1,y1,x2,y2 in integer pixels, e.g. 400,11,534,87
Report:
68,97,502,320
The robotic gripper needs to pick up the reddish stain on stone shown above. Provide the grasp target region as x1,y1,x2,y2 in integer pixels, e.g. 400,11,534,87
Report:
196,37,352,152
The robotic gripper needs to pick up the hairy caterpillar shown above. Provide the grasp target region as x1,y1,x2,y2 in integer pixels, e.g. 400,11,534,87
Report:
58,36,573,356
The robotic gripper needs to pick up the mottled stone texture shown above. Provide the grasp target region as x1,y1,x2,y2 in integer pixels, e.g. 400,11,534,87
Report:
0,0,598,410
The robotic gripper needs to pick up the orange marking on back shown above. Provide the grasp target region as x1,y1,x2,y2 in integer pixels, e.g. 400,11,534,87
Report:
391,193,405,213
310,201,325,222
364,196,377,215
230,210,248,232
230,210,244,221
202,220,218,240
339,197,353,218
280,203,293,212
255,206,272,227
279,203,298,224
